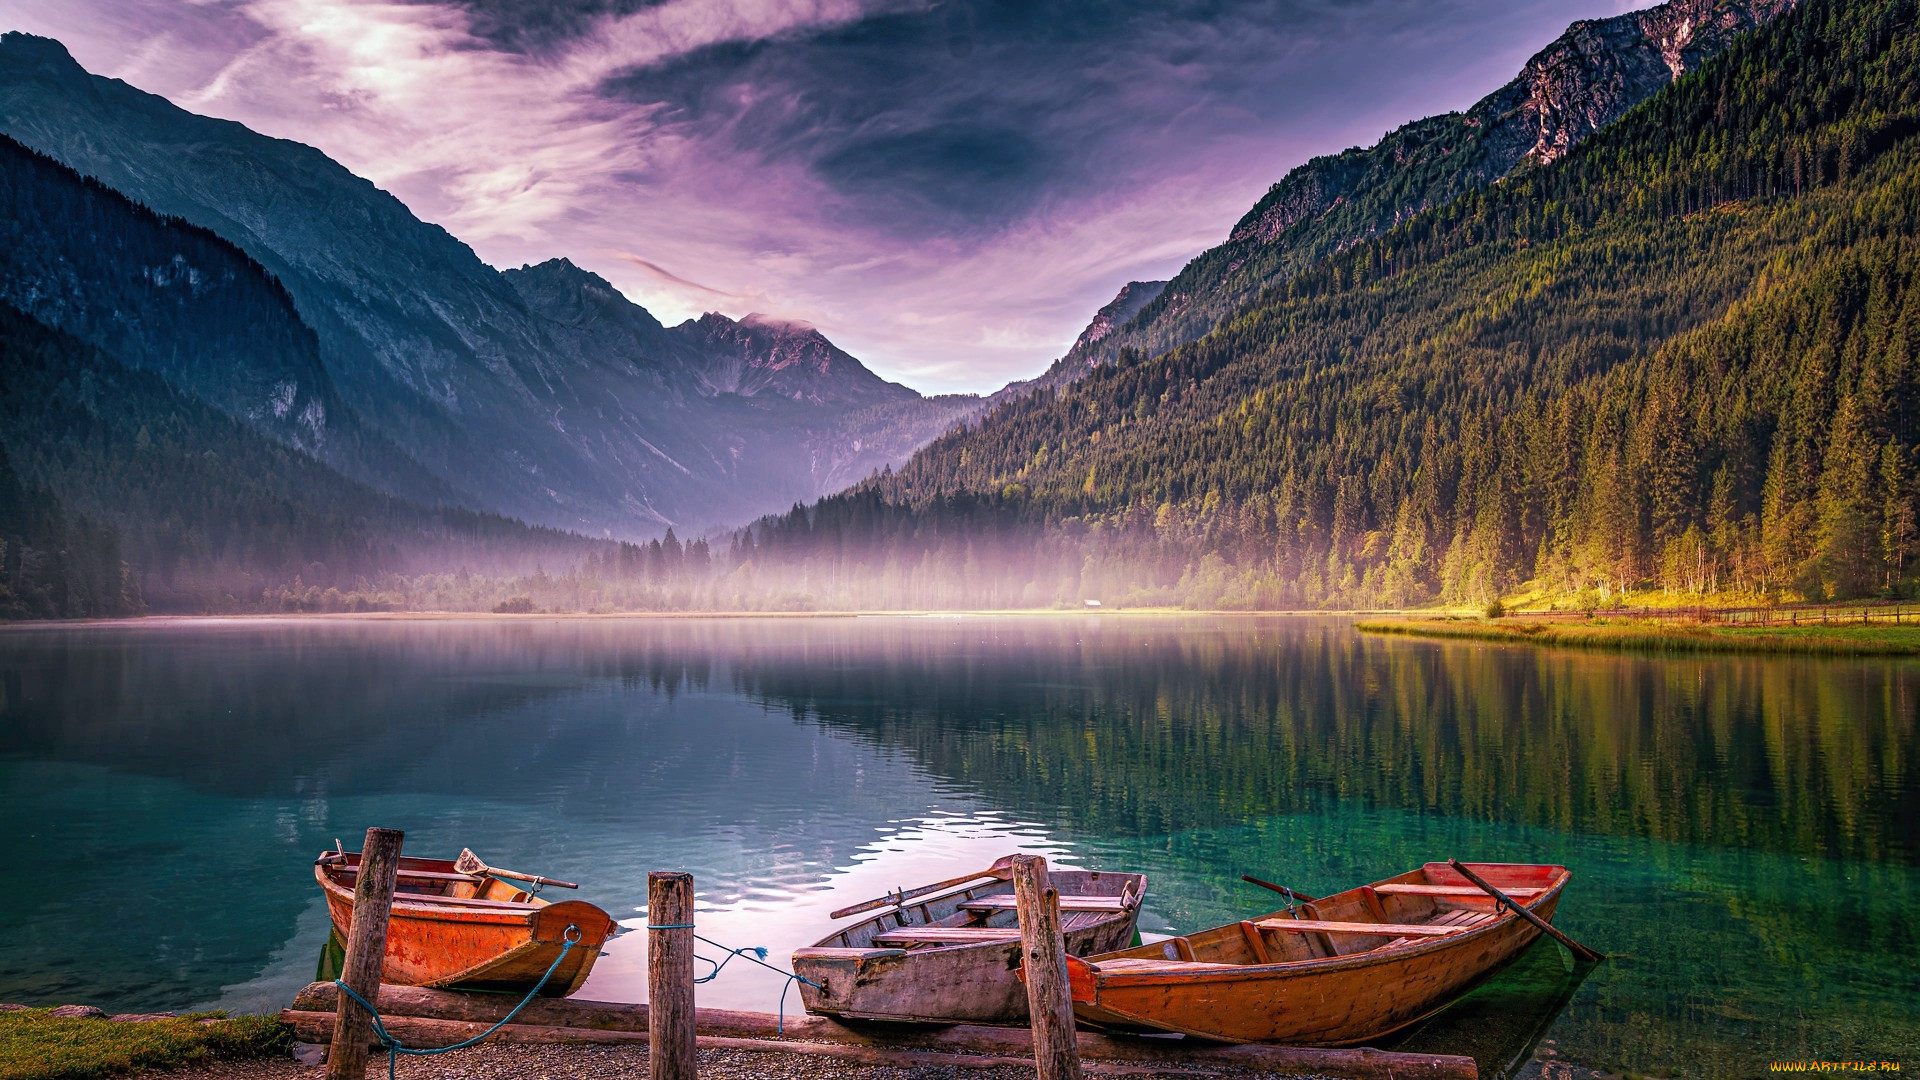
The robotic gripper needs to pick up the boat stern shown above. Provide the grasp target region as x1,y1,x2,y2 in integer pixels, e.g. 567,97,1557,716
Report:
790,947,911,1018
1064,954,1097,1003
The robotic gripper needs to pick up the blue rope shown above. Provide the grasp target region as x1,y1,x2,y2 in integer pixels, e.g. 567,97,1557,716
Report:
335,924,580,1080
646,922,823,1034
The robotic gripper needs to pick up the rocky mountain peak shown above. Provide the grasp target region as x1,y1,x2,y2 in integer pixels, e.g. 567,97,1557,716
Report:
673,311,915,406
1489,0,1798,169
1227,0,1797,247
0,32,81,75
1007,0,1800,399
505,257,665,334
1074,280,1170,352
738,312,818,336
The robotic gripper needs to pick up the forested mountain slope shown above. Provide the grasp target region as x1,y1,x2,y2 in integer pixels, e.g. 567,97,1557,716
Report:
0,302,593,615
1025,0,1798,391
0,135,458,507
0,138,596,615
732,0,1920,610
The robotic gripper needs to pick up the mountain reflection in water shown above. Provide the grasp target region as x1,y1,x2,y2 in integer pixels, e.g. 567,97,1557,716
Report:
0,615,1913,1079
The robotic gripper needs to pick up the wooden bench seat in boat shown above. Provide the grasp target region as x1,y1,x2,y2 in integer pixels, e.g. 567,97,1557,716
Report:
1381,908,1495,948
1092,957,1243,973
958,895,1132,913
1372,884,1546,898
1060,911,1112,933
791,947,908,960
337,868,483,884
391,893,540,911
870,926,1021,946
1251,918,1470,937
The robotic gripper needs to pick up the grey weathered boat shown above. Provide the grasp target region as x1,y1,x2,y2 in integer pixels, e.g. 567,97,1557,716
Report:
794,861,1146,1025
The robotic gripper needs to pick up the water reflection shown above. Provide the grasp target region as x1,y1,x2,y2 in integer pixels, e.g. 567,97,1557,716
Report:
1388,939,1594,1080
0,616,1914,1079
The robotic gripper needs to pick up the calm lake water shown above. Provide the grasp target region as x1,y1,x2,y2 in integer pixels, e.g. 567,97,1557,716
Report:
1,615,1914,1077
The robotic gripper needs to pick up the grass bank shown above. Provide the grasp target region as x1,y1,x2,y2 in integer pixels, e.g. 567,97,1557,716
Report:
0,1011,290,1080
1355,616,1920,657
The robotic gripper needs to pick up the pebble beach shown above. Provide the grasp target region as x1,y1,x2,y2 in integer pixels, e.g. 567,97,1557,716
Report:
136,1042,1317,1079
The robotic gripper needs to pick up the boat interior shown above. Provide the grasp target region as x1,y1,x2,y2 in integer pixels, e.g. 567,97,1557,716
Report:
1089,862,1567,971
815,870,1145,951
319,851,545,910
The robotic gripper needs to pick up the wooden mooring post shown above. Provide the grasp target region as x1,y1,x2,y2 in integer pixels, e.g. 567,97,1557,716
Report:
1013,854,1083,1080
648,871,697,1080
328,827,403,1080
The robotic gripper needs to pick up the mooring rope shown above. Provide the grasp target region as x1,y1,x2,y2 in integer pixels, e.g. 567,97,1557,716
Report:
334,924,581,1080
644,922,824,1034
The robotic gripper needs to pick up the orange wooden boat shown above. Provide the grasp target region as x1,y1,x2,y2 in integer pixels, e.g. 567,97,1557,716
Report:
1057,861,1571,1046
315,846,617,997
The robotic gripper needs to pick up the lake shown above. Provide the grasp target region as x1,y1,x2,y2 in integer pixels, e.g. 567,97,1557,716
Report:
1,615,1913,1077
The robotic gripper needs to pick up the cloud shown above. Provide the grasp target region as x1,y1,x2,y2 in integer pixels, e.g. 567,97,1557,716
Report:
613,251,740,299
4,0,1644,394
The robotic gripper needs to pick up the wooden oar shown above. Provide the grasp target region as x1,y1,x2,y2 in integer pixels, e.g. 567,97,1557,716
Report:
453,848,580,890
830,856,1017,919
1240,875,1320,904
1448,859,1604,963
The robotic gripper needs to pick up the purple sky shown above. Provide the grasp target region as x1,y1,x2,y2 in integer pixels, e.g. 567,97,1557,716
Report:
5,0,1640,394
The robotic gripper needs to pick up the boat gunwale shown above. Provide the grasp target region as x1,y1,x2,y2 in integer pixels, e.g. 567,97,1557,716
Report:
1083,865,1568,986
807,870,1147,956
315,864,548,924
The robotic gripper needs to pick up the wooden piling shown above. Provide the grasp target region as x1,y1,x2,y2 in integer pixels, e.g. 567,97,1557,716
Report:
648,871,697,1080
1012,854,1082,1080
327,827,403,1080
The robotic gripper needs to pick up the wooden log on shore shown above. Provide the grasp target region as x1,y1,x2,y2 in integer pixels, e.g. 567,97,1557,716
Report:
327,827,402,1080
283,990,1477,1079
691,1036,1235,1076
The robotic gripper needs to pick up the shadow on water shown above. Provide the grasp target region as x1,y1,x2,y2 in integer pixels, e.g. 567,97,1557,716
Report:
1383,938,1594,1080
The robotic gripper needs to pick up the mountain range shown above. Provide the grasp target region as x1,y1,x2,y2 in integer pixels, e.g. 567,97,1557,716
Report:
1016,0,1799,390
3,0,1886,615
737,0,1920,610
0,32,974,538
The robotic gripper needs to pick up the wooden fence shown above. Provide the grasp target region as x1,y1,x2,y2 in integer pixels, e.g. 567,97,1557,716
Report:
1506,603,1917,627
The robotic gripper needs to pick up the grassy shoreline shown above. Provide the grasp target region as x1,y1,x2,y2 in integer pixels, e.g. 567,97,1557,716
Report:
0,1011,289,1080
1356,616,1920,656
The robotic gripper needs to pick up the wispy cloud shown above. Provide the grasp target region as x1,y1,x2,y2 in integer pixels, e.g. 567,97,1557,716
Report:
614,251,741,300
5,0,1640,393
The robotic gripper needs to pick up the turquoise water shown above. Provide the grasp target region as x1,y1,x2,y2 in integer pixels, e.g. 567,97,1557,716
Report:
0,616,1913,1077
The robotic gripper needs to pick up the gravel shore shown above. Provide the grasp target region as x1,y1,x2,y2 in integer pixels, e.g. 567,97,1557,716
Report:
140,1042,1323,1078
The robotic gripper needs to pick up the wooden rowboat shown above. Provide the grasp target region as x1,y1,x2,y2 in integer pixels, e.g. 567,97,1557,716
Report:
1058,861,1571,1046
315,846,617,997
794,864,1147,1025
